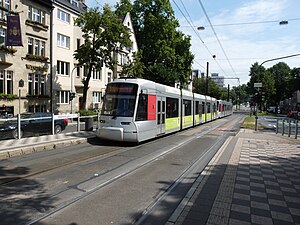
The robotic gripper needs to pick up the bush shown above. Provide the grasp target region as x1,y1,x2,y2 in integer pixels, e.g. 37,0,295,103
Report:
77,109,97,116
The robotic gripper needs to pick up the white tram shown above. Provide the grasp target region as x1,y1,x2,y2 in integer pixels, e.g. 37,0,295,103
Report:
96,78,232,142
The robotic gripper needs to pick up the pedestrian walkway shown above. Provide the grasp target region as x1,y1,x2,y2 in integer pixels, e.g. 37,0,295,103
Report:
167,129,300,225
0,131,95,160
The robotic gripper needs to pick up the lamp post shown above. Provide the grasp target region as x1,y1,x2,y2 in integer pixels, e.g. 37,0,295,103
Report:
70,65,78,114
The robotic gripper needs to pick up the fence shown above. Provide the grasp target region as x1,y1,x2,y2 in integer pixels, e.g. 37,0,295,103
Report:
276,119,299,139
0,112,100,140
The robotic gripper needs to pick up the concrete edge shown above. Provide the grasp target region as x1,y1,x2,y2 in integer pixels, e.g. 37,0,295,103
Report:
0,138,89,160
166,135,235,225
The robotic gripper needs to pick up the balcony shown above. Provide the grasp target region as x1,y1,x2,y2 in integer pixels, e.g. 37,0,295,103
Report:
25,20,49,31
24,54,49,63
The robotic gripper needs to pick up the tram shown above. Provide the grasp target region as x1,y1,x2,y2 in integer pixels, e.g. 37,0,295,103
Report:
96,78,232,142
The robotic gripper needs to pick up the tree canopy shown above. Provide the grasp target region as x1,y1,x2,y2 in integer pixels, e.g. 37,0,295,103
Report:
116,0,194,86
74,6,132,109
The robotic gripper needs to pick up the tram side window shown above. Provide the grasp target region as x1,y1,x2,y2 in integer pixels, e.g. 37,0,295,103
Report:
183,99,191,116
202,102,205,114
166,97,179,118
195,101,199,114
207,102,211,113
213,103,216,113
136,94,148,121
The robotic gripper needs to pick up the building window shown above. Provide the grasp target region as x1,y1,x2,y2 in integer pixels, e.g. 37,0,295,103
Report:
57,60,70,75
28,37,45,56
28,38,33,54
93,92,101,103
119,53,127,65
0,0,10,20
0,71,4,93
57,33,70,48
57,91,69,104
107,72,112,83
76,39,80,50
57,9,70,23
28,74,33,95
70,0,79,7
92,68,101,80
28,6,46,24
28,74,46,96
6,71,13,94
0,70,16,100
76,65,80,77
28,105,46,113
0,28,5,45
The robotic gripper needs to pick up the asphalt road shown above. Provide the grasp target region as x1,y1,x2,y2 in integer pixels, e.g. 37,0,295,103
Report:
0,114,245,225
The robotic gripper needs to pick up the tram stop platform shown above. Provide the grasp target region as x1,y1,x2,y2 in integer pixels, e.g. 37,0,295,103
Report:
166,129,300,225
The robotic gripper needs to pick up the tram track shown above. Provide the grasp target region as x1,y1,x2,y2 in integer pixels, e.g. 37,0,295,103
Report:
0,114,244,225
0,115,234,187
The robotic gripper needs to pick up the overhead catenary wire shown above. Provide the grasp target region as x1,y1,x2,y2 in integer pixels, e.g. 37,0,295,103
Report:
197,0,238,80
181,17,300,28
171,0,228,76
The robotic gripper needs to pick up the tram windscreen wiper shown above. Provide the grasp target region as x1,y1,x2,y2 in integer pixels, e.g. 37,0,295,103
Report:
112,110,117,119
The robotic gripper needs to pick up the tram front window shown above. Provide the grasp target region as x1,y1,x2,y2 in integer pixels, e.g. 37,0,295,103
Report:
101,83,138,117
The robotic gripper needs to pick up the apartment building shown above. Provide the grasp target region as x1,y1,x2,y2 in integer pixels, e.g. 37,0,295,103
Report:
51,0,87,114
0,0,52,116
0,0,138,117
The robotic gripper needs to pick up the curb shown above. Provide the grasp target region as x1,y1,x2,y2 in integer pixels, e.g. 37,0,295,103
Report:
0,137,89,160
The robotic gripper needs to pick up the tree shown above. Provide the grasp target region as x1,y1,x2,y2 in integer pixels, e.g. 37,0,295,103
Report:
290,67,300,93
74,6,132,110
120,51,144,77
130,0,194,86
193,77,223,99
247,62,275,110
268,62,292,105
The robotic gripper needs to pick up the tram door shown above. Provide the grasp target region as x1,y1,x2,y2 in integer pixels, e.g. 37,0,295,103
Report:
157,97,166,135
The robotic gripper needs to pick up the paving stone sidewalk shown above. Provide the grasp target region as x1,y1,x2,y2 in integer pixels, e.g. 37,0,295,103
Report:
167,129,300,225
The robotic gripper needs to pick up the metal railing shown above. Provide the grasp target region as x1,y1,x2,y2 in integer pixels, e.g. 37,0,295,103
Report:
0,112,101,140
276,119,299,139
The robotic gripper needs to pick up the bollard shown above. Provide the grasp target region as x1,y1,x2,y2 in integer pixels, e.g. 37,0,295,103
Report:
276,119,279,134
282,119,285,135
296,120,298,139
288,120,291,137
77,113,80,132
52,113,55,135
17,114,21,139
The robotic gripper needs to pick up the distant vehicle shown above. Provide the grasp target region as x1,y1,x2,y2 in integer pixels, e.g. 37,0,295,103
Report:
288,110,300,120
0,112,68,139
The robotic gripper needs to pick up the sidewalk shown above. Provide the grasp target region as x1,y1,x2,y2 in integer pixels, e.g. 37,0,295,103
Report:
167,129,300,225
0,131,95,160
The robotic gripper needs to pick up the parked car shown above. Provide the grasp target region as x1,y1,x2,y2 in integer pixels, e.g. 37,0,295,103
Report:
0,112,68,139
287,110,300,120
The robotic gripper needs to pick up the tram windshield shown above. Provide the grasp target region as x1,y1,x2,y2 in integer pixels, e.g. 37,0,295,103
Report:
101,83,138,117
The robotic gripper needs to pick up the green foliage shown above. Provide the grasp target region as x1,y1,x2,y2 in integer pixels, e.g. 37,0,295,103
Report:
78,109,97,116
128,0,194,86
193,77,225,100
74,5,132,110
0,45,17,55
0,93,18,100
120,51,144,77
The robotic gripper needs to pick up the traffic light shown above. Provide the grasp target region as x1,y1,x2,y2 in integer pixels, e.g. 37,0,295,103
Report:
69,92,76,101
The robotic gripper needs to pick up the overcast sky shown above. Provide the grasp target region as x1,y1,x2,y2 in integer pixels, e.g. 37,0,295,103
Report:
84,0,300,87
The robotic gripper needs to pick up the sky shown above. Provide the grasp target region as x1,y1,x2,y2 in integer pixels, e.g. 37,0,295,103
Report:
84,0,300,87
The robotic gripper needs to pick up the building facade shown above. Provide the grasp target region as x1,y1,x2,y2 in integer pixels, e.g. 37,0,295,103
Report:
0,0,52,117
0,0,138,117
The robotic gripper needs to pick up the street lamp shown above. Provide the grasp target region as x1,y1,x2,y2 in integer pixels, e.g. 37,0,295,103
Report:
70,65,79,114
